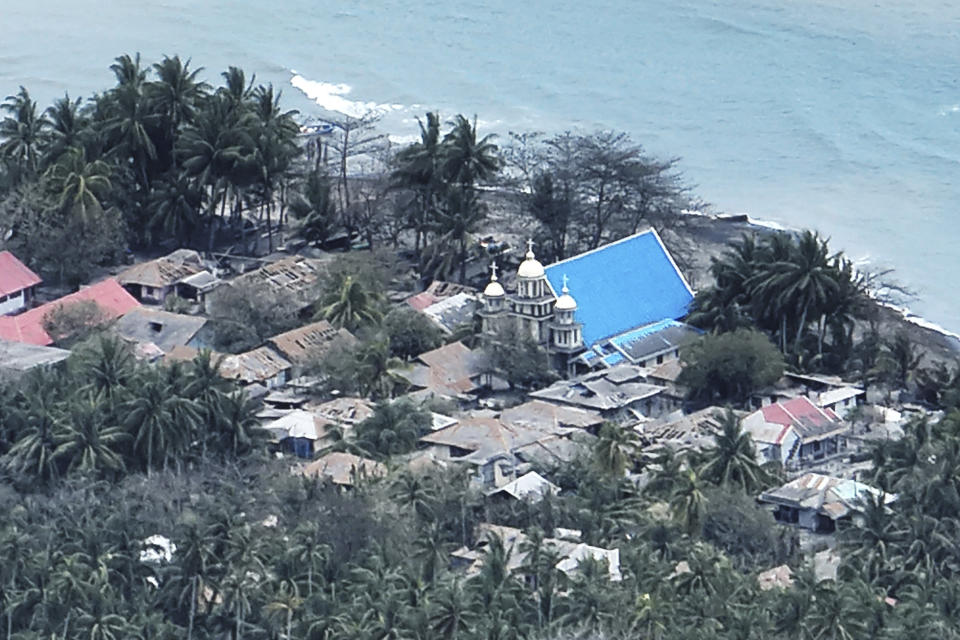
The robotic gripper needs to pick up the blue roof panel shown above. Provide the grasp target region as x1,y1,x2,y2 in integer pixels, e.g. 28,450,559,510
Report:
544,230,694,346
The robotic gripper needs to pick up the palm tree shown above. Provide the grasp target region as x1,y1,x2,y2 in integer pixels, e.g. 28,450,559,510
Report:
147,55,208,168
0,86,48,181
79,336,135,402
289,169,338,246
3,383,62,483
430,186,487,283
104,54,159,188
429,579,475,640
46,147,112,224
748,231,839,354
43,93,88,165
355,338,406,400
264,582,303,640
178,92,256,251
216,391,263,458
592,422,642,477
441,114,500,188
699,409,768,492
250,83,300,251
391,111,442,251
147,172,202,245
122,370,198,474
53,393,128,477
671,469,707,535
317,275,383,332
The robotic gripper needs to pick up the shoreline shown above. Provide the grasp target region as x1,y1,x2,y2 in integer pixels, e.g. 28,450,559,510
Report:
671,209,960,363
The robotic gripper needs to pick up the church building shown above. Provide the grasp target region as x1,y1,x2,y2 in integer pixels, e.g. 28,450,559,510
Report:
479,229,696,376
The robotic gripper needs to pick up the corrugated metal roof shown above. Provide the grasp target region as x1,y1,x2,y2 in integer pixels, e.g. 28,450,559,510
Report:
0,279,140,345
543,229,694,345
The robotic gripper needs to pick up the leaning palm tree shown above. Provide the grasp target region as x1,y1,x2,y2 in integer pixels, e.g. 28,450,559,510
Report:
317,275,384,332
699,409,769,493
429,186,487,283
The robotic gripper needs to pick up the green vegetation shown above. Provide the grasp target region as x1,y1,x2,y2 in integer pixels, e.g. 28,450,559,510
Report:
678,328,785,405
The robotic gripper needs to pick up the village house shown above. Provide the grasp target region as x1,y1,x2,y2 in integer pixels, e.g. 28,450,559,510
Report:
759,473,895,533
220,346,292,389
640,406,733,454
485,471,559,503
113,308,211,354
419,415,576,488
452,524,622,582
741,397,849,469
0,279,140,346
500,399,604,434
117,249,210,304
528,364,672,420
223,255,324,310
479,230,694,376
396,341,491,402
314,396,376,427
266,320,355,376
263,409,333,458
405,280,477,312
301,451,386,487
0,251,41,316
749,372,865,420
0,339,70,379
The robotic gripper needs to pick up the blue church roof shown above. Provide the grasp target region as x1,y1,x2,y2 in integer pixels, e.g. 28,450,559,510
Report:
544,230,694,347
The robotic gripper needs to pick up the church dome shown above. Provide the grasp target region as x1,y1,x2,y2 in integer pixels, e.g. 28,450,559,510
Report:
484,280,505,298
555,281,577,310
517,249,545,279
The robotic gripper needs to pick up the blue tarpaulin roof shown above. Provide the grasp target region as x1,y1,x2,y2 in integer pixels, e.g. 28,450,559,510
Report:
544,230,694,346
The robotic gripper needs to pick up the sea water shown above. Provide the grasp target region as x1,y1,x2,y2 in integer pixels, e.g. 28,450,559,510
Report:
4,0,960,333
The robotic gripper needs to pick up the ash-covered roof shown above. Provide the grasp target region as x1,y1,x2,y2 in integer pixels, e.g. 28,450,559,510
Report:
267,320,355,365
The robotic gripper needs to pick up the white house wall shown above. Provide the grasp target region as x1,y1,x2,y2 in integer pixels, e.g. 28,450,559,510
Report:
0,290,26,316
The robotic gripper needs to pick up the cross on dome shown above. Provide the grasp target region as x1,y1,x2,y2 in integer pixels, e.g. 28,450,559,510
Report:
489,262,499,281
525,238,536,258
561,273,569,293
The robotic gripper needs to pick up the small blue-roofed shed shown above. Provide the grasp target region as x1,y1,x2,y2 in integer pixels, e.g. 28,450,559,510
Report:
543,229,694,347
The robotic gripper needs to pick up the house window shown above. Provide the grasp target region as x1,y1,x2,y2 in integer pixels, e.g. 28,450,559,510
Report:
656,355,664,364
149,321,163,333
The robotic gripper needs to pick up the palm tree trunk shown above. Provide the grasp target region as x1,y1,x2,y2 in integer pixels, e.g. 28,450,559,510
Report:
794,303,810,354
188,575,197,640
286,608,292,640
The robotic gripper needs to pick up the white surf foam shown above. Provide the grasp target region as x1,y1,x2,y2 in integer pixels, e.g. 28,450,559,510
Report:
290,72,403,120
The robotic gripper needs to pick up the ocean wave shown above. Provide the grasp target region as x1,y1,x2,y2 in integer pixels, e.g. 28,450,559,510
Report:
938,104,960,117
289,72,403,119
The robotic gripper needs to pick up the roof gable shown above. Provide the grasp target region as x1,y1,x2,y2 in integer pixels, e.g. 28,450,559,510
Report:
544,229,694,345
0,251,41,297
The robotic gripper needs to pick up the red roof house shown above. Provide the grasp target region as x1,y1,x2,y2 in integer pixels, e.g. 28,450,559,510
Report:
0,279,140,345
0,251,42,316
742,396,847,468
